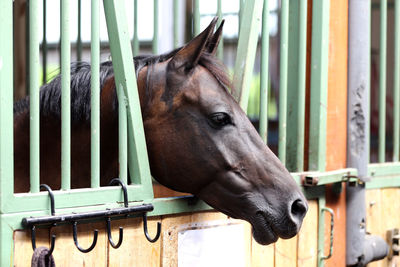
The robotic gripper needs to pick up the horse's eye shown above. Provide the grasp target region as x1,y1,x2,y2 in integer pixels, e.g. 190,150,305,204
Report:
209,112,232,128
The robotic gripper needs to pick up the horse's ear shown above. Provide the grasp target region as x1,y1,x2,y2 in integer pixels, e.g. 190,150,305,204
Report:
206,20,224,55
169,17,218,72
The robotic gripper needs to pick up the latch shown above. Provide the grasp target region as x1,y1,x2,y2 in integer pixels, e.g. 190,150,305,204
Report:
387,228,400,259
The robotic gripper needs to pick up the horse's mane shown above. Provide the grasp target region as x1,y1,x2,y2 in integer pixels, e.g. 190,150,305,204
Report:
13,49,232,123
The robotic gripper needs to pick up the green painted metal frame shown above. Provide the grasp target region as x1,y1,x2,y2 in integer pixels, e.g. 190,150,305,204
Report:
232,0,263,110
308,0,330,172
379,0,387,163
393,0,400,161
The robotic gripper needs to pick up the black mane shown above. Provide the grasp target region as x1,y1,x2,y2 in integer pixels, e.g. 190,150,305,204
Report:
13,48,231,123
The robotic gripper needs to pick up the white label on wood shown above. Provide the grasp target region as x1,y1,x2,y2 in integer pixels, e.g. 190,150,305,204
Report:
178,223,245,267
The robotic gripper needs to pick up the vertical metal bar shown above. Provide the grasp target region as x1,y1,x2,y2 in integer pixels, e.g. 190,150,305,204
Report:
216,0,223,60
77,0,82,62
278,0,289,164
259,0,269,143
133,0,139,56
103,0,153,197
239,0,244,37
61,0,71,190
232,0,263,110
29,0,40,193
118,85,128,184
379,0,387,163
308,0,330,171
153,0,158,54
91,0,100,188
0,0,15,205
42,0,47,84
193,0,200,36
393,0,400,161
173,0,179,48
296,0,307,171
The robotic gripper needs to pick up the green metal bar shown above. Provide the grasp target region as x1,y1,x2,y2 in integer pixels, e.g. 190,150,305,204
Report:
153,0,158,54
133,0,139,56
103,0,153,197
379,0,387,163
368,162,400,177
193,0,200,36
61,0,71,190
296,0,307,171
0,0,14,210
42,0,47,84
77,0,82,62
366,177,400,189
29,0,40,193
232,0,263,110
393,0,400,161
118,85,128,184
0,217,14,266
173,0,179,48
259,0,269,143
238,0,244,37
278,0,289,165
308,0,330,171
216,0,223,60
91,0,100,188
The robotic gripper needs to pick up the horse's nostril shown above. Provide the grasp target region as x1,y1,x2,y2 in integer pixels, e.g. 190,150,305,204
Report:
290,199,308,220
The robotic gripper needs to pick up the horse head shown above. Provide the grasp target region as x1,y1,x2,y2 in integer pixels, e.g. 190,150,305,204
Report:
138,18,307,245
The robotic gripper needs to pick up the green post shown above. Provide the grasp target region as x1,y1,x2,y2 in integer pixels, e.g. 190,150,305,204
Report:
308,0,330,171
393,0,400,161
278,0,289,165
153,0,159,54
173,0,179,48
286,0,307,172
42,0,47,84
61,0,71,190
259,0,269,143
133,0,139,56
118,85,128,184
91,0,100,188
216,0,223,60
77,0,82,62
30,0,40,193
103,0,153,198
379,0,387,163
232,0,263,111
193,0,200,36
0,0,15,209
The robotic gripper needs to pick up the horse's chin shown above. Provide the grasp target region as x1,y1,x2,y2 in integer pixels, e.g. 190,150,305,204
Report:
250,212,279,245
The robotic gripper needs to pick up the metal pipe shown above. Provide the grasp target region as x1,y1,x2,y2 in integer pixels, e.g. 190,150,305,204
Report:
77,0,82,62
61,0,71,190
173,0,179,48
193,0,200,36
259,0,269,144
379,0,387,163
278,0,289,165
42,0,47,84
216,0,223,60
153,0,159,54
29,0,40,193
91,0,100,188
118,85,128,184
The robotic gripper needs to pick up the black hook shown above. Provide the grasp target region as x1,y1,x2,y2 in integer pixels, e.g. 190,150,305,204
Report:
31,225,56,256
142,213,161,243
106,217,123,249
40,184,55,216
72,221,98,253
108,178,128,207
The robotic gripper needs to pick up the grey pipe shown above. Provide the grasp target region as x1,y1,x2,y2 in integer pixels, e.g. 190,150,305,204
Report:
347,0,388,265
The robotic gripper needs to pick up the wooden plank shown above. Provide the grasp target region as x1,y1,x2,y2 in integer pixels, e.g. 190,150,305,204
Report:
297,200,318,267
108,217,161,267
51,222,107,266
251,242,274,267
14,229,49,267
275,236,297,267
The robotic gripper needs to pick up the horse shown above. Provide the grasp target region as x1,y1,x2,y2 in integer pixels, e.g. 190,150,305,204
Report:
13,18,307,245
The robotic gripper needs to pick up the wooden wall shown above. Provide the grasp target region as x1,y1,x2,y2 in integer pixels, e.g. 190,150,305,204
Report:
14,200,318,267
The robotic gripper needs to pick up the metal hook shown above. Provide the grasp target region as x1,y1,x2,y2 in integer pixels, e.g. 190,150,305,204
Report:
142,213,161,243
106,217,123,249
72,221,98,253
108,178,128,207
40,184,55,216
31,225,56,256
